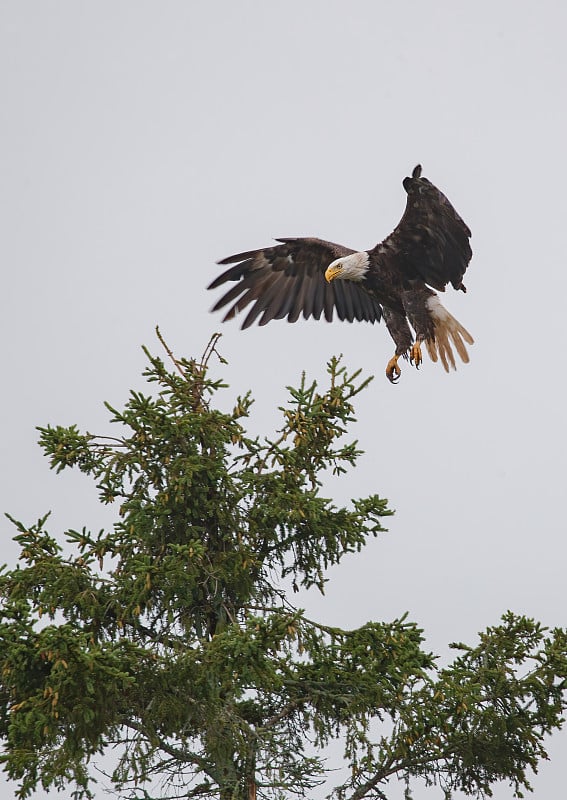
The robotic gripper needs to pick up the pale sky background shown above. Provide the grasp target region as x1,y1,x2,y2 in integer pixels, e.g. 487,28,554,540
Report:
1,2,567,798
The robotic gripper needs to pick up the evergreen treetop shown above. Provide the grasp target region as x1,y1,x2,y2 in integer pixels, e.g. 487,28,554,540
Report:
1,333,565,800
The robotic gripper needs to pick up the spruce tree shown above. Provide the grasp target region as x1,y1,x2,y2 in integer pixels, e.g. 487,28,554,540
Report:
1,332,566,800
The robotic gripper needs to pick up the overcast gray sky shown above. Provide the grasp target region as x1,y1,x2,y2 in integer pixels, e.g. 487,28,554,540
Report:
2,2,567,798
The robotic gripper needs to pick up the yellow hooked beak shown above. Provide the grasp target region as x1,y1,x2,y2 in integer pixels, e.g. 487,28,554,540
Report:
325,264,343,283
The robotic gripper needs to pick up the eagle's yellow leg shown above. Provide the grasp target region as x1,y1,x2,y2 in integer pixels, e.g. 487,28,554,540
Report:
386,354,401,384
410,341,423,369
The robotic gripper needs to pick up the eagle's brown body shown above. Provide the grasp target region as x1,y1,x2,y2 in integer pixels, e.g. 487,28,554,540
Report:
208,166,473,382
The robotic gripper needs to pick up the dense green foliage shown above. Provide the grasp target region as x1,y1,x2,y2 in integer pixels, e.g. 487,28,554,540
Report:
1,333,566,800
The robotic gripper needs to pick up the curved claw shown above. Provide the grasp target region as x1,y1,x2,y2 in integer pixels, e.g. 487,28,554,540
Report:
386,354,401,384
410,341,423,370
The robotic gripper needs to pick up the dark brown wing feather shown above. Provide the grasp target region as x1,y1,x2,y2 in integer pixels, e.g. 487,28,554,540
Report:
373,164,472,292
209,237,383,328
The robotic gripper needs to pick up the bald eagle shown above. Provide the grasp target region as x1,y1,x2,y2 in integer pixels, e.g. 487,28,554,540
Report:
208,165,473,382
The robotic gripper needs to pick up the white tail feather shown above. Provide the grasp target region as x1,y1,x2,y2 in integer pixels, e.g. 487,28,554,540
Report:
425,295,474,373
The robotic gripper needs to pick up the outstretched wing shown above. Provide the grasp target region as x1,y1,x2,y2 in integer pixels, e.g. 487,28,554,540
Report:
208,237,383,328
376,165,472,292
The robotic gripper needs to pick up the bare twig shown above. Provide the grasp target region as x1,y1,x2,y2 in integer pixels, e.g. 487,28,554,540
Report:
156,325,186,378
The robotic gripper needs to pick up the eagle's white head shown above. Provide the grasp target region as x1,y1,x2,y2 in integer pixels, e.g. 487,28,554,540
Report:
325,251,370,283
